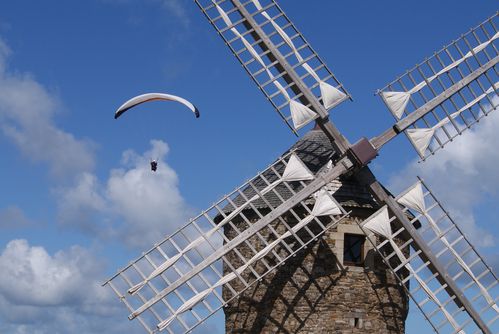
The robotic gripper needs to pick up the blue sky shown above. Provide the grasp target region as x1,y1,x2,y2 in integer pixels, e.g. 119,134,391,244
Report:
0,1,497,333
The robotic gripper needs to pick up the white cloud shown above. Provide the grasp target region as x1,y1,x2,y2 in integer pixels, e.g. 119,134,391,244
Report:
58,140,193,249
56,172,107,234
0,240,96,307
0,37,95,178
106,140,193,247
0,239,142,334
389,100,499,247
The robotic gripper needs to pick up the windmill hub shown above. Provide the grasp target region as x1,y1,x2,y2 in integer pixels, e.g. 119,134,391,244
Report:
348,137,379,166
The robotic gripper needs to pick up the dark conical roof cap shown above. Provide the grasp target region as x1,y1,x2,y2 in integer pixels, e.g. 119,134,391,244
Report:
227,128,377,212
288,128,376,207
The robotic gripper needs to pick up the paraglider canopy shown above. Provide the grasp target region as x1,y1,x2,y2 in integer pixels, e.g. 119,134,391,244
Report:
114,93,200,119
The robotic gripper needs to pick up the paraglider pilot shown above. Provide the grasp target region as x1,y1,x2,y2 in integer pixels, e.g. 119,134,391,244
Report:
150,160,158,172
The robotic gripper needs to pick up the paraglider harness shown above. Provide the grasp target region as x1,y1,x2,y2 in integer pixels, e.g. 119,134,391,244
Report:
150,160,158,172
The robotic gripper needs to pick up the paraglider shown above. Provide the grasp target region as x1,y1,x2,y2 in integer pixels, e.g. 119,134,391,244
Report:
114,93,200,173
114,93,200,119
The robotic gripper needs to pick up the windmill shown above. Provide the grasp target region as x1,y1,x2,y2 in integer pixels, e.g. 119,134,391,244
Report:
103,1,498,333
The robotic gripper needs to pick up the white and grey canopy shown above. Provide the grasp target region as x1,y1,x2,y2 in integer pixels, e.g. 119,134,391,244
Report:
115,93,200,119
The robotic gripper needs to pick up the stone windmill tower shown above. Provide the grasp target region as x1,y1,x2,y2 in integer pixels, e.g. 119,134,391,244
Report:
103,1,498,334
223,127,409,333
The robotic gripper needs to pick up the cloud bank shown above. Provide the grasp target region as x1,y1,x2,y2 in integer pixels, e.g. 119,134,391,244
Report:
0,239,142,334
57,139,193,249
0,38,95,178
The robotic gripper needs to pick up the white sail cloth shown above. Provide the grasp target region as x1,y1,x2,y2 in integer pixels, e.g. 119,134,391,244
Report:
250,0,346,110
127,153,314,295
362,206,466,333
397,182,499,313
157,188,342,331
381,91,411,119
382,31,499,119
214,2,317,130
406,82,498,157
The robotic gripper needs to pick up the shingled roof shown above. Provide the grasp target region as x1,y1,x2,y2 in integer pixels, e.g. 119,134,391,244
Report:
230,128,378,212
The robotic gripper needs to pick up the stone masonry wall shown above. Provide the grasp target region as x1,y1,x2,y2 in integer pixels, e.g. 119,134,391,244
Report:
223,207,409,334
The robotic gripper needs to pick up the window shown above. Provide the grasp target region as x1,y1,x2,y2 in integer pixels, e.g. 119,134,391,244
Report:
343,233,365,266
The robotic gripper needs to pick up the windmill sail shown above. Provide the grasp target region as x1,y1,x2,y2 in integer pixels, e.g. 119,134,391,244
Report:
359,180,498,334
103,150,351,333
194,0,350,134
154,188,346,332
376,13,498,159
